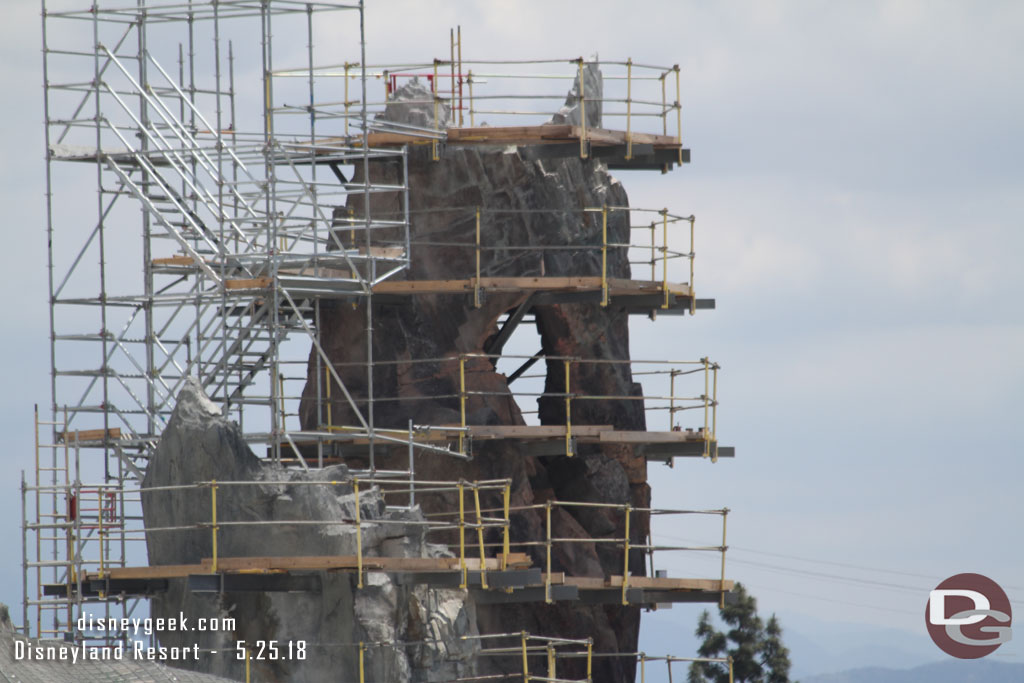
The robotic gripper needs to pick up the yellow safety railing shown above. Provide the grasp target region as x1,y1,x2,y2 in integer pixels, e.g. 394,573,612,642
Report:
358,205,697,309
210,480,218,573
432,58,441,161
313,351,720,459
577,57,588,159
458,480,467,587
564,359,573,457
274,56,685,155
625,58,633,160
99,478,727,614
720,507,730,609
354,478,363,588
231,634,729,683
474,206,482,308
601,205,608,306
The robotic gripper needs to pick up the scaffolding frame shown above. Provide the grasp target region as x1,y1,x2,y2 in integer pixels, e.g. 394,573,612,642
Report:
31,0,419,642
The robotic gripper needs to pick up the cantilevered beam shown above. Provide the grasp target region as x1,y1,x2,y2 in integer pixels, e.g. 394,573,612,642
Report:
507,349,544,385
485,293,536,357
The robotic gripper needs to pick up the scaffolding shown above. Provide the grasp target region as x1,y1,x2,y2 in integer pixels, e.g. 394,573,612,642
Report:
33,0,414,644
26,2,733,678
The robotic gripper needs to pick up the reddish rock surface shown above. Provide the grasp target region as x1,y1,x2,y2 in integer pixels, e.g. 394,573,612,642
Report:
299,82,651,682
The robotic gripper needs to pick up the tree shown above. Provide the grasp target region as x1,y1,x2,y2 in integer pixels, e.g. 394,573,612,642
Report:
687,583,794,683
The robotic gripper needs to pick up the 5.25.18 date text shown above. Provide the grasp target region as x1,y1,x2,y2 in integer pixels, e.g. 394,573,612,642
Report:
235,640,307,660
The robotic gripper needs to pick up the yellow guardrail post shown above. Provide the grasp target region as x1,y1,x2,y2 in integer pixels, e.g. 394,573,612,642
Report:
640,652,646,683
348,207,356,249
600,206,608,307
544,501,553,603
459,356,467,454
712,362,719,462
661,209,669,309
521,631,530,683
325,365,332,431
564,359,573,457
432,58,440,161
457,26,464,127
728,654,735,683
621,504,632,605
278,372,286,435
649,220,657,282
577,58,588,159
343,62,350,138
245,646,251,683
661,70,668,136
669,369,677,430
468,69,475,127
674,64,682,165
547,643,556,681
97,490,105,579
587,638,593,681
210,480,218,573
502,482,511,571
625,58,633,161
458,481,467,589
720,508,729,609
689,216,696,315
473,483,488,589
354,478,363,588
359,641,365,683
702,357,712,458
474,207,482,308
450,28,456,121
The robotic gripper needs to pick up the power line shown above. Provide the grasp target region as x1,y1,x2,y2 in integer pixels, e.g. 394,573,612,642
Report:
655,531,1024,592
655,534,1024,609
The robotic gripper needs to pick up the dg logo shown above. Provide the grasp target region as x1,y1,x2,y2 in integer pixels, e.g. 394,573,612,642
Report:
926,573,1013,659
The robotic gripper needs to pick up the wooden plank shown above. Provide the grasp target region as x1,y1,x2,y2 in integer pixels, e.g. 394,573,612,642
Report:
58,428,122,443
570,126,682,148
540,572,566,585
357,246,406,259
277,266,353,279
271,127,681,152
372,277,689,297
365,132,430,146
607,576,734,592
152,255,198,266
197,554,520,573
373,279,471,294
496,552,532,568
560,575,604,589
201,555,381,572
447,125,574,144
599,431,702,444
372,277,597,295
468,425,612,440
224,277,273,290
101,564,205,580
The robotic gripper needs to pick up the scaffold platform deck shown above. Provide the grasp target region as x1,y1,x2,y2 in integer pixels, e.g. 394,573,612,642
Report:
46,554,732,607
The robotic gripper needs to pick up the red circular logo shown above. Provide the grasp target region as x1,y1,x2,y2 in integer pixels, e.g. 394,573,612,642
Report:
925,573,1012,659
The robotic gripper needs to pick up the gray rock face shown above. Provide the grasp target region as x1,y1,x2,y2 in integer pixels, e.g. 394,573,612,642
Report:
142,380,478,682
551,60,603,128
377,78,451,130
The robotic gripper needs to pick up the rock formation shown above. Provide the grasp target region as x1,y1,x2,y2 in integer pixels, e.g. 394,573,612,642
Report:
299,78,649,682
142,379,478,682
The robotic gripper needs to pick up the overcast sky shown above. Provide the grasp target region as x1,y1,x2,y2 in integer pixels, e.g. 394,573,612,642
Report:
2,0,1022,674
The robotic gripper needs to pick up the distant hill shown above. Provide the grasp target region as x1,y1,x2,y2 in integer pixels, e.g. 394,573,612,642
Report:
802,659,1024,683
